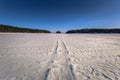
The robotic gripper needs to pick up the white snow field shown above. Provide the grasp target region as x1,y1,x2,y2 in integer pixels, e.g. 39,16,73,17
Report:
0,33,120,80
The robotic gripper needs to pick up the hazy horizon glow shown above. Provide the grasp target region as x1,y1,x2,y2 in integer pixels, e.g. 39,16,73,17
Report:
0,0,120,32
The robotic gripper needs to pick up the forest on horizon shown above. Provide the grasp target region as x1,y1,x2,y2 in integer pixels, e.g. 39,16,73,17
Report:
0,24,120,33
0,24,51,33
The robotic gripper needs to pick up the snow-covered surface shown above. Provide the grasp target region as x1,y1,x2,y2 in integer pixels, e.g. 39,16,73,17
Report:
0,33,120,80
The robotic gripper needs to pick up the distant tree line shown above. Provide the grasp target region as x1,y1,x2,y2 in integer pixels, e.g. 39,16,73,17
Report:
66,29,120,33
56,31,61,33
0,24,50,33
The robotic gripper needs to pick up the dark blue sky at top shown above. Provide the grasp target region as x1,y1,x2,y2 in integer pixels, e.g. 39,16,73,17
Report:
0,0,120,32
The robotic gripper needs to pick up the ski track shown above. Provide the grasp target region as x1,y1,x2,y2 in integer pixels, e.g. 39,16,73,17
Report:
0,33,120,80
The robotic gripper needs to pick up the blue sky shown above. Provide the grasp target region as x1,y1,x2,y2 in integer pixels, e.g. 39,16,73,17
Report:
0,0,120,32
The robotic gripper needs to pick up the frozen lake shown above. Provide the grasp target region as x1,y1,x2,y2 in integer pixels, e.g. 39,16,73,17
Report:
0,33,120,80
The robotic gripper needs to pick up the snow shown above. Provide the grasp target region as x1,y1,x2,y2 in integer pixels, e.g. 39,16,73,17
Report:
0,33,120,80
